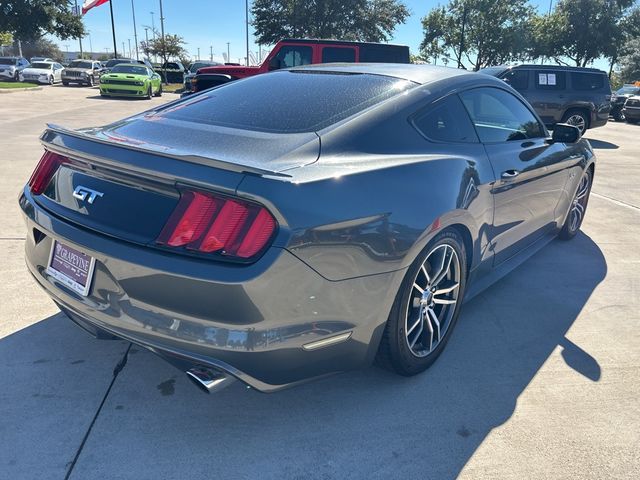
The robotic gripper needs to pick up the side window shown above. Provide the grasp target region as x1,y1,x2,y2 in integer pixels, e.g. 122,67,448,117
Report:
413,95,478,143
322,47,356,63
572,72,605,91
273,46,313,69
501,69,529,92
535,70,566,90
459,87,545,143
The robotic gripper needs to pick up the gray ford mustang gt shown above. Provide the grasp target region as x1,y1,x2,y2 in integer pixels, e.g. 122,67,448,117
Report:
20,63,594,393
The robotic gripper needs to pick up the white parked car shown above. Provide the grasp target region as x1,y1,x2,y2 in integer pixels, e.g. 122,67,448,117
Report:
20,61,64,84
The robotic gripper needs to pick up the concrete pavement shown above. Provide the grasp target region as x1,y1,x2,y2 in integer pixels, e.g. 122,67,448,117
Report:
0,85,638,479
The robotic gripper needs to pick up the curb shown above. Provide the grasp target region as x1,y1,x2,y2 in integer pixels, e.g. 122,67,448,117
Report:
0,86,43,94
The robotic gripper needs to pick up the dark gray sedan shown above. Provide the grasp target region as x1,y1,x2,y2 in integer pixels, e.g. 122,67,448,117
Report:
20,64,594,393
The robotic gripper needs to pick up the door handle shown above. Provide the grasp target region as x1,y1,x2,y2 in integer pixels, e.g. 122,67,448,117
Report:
501,170,520,181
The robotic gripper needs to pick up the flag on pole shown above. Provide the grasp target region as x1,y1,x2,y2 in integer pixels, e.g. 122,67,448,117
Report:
82,0,110,15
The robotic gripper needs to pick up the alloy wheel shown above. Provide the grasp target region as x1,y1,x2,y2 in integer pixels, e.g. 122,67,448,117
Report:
404,244,461,358
566,114,586,133
569,172,591,233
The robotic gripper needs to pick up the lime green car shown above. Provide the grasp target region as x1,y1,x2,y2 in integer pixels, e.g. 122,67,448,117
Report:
99,63,162,99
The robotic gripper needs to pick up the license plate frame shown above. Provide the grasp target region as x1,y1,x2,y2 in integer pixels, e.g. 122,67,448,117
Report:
46,240,96,297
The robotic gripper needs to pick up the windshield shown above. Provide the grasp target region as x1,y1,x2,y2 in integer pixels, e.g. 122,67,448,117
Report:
110,65,149,75
0,58,17,65
105,59,132,68
69,61,93,69
30,63,52,70
479,66,509,77
617,86,640,95
189,62,218,73
155,70,417,133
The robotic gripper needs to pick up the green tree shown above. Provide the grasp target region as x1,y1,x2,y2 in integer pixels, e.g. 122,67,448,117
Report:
534,0,636,68
0,0,84,41
141,33,188,83
19,38,64,62
251,0,409,45
619,37,640,82
420,0,535,71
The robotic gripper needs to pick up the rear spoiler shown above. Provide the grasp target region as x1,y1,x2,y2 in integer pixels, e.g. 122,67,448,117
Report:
40,123,292,179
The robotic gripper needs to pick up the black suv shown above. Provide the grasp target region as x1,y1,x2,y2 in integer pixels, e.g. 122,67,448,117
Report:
480,65,611,133
611,84,640,121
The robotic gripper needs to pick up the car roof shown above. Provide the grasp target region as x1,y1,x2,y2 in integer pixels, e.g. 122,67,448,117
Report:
289,63,475,85
491,64,607,74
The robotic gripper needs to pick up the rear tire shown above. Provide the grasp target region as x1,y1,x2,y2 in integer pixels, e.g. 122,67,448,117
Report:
561,109,589,134
559,168,592,240
376,229,467,376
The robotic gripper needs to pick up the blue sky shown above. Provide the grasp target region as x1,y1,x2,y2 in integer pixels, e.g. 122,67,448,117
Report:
62,0,580,66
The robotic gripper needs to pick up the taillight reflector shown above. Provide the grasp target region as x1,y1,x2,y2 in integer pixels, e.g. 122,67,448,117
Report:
157,190,276,260
28,151,68,195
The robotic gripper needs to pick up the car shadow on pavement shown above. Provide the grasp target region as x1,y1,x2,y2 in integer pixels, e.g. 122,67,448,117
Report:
587,138,619,149
0,232,606,479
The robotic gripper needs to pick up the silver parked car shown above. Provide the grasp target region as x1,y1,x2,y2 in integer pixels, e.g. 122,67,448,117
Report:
62,59,103,86
0,56,30,81
21,61,64,84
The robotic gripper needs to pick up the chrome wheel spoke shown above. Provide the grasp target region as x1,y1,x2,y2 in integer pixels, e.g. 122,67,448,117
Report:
404,243,461,358
430,247,453,287
434,282,459,296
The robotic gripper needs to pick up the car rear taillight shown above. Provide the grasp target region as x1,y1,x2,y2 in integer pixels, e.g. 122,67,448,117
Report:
156,190,276,260
28,150,68,195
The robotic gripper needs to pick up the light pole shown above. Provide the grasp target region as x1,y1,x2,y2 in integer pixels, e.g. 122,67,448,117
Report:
128,39,132,58
87,31,93,56
74,0,83,58
226,42,230,63
159,0,167,84
144,28,149,59
131,0,139,60
210,46,213,61
150,12,156,39
245,0,249,66
122,41,126,58
197,47,200,60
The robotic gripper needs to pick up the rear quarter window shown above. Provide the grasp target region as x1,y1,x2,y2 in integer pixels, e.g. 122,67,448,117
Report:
412,95,478,143
572,72,607,91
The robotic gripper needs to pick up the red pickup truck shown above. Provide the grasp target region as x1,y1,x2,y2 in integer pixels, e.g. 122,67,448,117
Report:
186,38,410,95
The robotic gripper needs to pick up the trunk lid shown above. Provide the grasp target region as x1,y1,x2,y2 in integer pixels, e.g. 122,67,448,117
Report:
35,120,313,245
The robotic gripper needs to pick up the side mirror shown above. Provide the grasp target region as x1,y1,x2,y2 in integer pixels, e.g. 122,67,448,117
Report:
551,123,581,144
268,58,281,71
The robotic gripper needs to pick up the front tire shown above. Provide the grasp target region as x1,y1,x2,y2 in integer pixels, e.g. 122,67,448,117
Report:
559,168,592,240
154,83,162,97
48,75,54,85
146,84,153,99
377,229,467,376
86,75,94,87
627,118,639,124
62,81,69,86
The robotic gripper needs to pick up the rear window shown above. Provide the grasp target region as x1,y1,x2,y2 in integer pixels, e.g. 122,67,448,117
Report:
156,71,416,133
572,72,606,91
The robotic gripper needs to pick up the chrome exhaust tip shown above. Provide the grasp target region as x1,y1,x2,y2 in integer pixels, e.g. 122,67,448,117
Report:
186,366,235,394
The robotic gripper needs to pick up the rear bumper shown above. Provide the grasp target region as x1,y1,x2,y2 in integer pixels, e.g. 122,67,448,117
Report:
20,188,401,392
